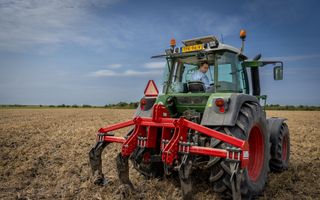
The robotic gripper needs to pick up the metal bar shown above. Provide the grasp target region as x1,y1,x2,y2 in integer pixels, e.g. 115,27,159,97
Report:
98,117,245,150
162,128,181,165
189,146,228,158
146,126,158,148
104,136,126,144
140,117,176,123
98,120,135,133
121,125,140,156
140,121,176,128
182,119,245,148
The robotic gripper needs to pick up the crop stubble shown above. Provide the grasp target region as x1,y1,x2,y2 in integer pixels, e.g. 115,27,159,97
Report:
0,109,319,199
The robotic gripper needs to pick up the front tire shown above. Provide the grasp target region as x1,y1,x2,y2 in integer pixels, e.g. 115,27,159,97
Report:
269,122,290,172
209,102,270,199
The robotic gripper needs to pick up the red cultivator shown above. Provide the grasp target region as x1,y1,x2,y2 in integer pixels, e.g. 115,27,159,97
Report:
89,104,249,199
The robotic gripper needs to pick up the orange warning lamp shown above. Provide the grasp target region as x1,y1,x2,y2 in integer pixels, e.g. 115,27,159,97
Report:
144,80,159,97
240,29,247,40
170,38,176,48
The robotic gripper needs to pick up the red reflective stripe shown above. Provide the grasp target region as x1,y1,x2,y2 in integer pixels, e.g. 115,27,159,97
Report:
183,119,245,148
99,120,135,133
104,136,126,143
189,146,228,158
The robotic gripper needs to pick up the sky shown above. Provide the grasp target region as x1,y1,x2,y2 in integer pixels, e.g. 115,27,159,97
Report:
0,0,319,106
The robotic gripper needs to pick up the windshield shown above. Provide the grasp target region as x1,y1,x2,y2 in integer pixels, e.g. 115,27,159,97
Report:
162,51,245,94
216,52,245,93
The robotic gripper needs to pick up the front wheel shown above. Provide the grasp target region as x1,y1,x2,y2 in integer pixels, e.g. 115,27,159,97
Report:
209,102,270,199
269,121,290,172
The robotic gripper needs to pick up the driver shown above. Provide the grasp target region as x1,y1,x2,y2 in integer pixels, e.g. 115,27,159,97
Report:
191,61,210,89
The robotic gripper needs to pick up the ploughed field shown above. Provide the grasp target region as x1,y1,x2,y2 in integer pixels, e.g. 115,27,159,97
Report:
0,109,319,199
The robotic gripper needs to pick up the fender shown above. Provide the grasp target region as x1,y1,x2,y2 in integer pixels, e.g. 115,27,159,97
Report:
201,93,260,126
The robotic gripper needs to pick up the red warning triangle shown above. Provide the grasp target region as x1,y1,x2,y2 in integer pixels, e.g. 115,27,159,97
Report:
144,80,159,97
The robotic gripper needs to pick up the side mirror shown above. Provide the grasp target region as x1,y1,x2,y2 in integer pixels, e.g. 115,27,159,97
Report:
273,65,283,80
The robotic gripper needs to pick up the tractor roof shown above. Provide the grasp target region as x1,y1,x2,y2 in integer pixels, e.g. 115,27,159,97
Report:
181,35,244,56
151,35,248,60
214,43,242,54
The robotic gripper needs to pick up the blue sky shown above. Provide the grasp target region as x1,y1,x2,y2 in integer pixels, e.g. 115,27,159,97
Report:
0,0,319,106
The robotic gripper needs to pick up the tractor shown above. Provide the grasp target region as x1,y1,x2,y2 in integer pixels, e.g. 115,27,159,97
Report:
89,30,290,199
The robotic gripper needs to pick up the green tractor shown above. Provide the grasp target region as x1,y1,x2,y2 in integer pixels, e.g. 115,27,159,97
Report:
89,30,290,199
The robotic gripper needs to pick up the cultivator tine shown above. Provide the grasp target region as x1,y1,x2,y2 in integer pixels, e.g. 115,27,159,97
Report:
229,162,242,200
116,153,134,190
178,155,193,200
89,141,109,185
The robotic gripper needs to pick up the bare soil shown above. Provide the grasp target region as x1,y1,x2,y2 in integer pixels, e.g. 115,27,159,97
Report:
0,109,319,199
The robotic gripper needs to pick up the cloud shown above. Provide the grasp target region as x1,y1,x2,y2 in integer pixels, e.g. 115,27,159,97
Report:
0,0,120,52
143,61,166,69
265,54,320,62
107,64,122,69
91,69,117,77
0,0,247,54
91,69,163,77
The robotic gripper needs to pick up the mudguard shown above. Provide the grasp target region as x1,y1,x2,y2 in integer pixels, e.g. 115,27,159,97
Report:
201,93,260,126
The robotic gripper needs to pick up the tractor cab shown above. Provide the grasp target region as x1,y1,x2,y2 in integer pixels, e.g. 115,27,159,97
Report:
151,32,284,116
150,35,251,115
162,43,248,94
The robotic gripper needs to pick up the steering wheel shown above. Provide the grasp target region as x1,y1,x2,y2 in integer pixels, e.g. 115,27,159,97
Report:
187,81,205,93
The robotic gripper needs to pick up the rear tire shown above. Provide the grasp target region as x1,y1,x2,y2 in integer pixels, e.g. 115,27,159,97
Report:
209,102,270,199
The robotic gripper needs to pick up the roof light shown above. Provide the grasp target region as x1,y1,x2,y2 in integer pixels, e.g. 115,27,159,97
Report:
170,38,176,47
240,29,247,40
144,80,159,97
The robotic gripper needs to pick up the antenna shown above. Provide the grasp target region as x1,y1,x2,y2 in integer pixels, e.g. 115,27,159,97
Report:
220,34,224,43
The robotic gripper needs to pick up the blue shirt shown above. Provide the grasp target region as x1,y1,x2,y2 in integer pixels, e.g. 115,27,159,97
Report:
191,70,210,88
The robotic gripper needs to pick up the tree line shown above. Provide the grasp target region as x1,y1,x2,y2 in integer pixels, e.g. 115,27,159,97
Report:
0,102,139,109
264,104,320,111
0,103,319,110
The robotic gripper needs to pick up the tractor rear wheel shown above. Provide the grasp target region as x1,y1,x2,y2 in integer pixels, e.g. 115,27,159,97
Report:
209,102,270,199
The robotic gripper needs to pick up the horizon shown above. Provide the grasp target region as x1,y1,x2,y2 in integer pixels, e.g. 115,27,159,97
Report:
0,0,320,106
1,103,320,107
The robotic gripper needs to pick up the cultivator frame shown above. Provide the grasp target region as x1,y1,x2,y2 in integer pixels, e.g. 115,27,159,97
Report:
89,104,249,199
